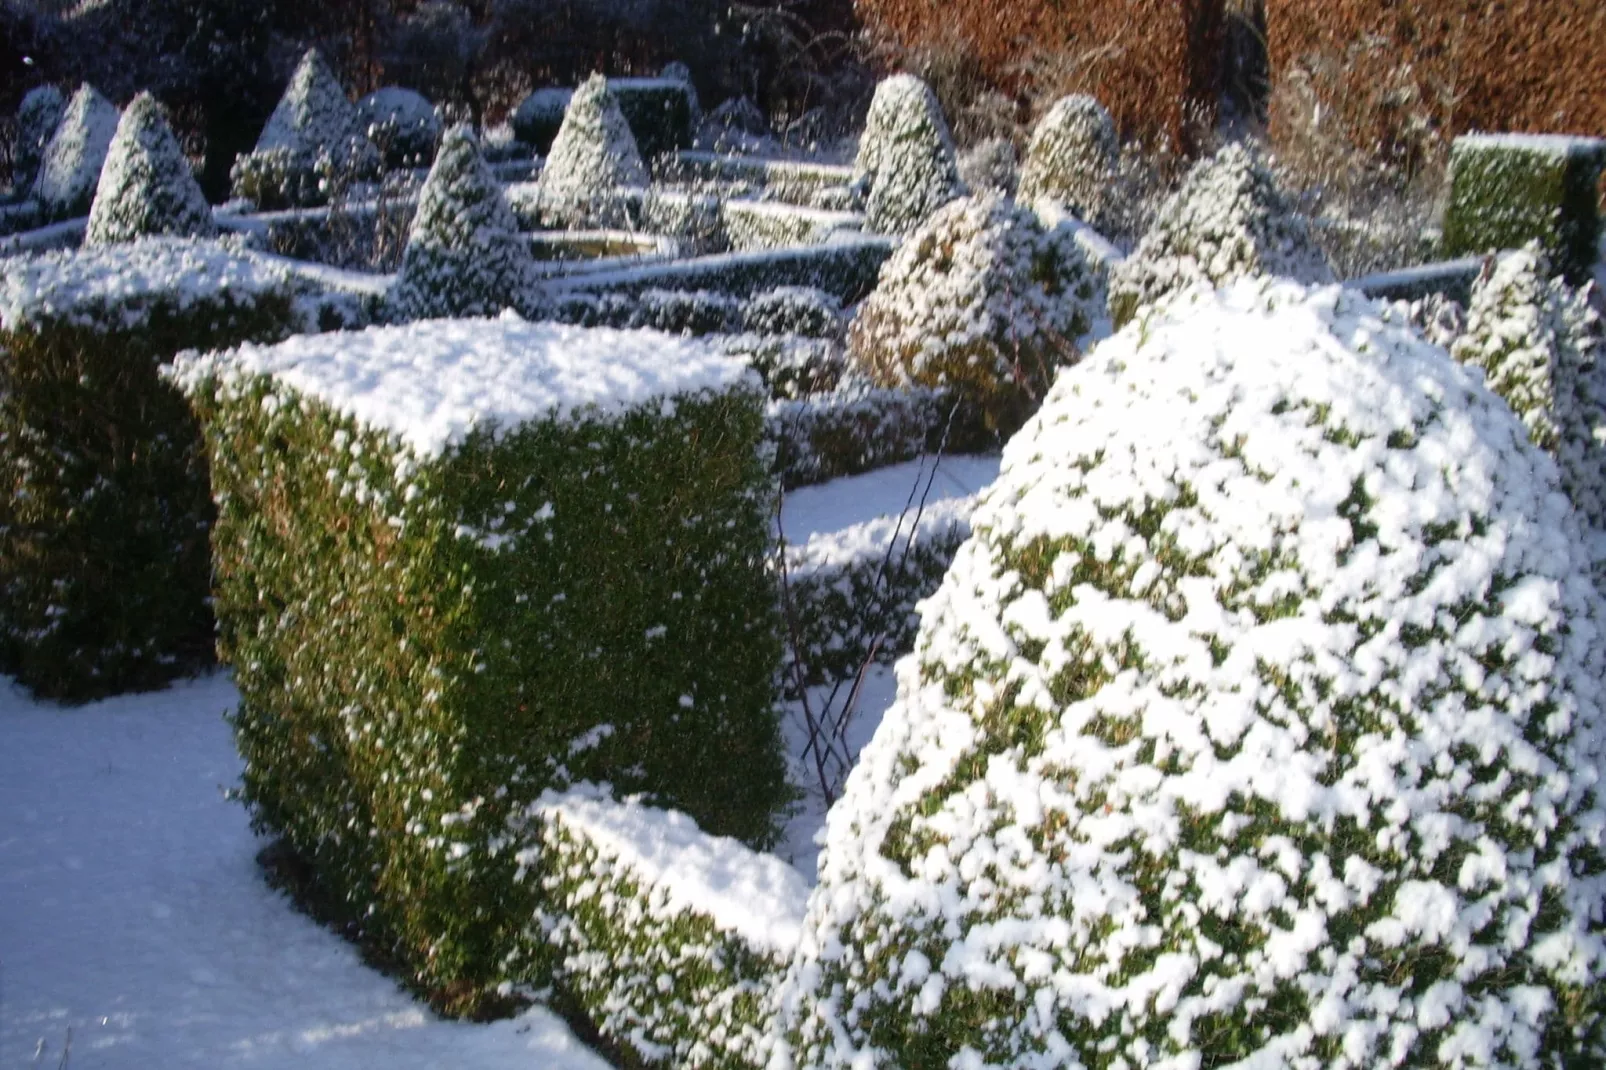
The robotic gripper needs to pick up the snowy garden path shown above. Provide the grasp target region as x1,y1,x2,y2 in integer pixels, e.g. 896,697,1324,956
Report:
0,675,610,1070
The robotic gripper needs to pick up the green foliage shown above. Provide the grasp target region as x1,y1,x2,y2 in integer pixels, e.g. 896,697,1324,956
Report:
180,359,789,1008
1442,133,1606,286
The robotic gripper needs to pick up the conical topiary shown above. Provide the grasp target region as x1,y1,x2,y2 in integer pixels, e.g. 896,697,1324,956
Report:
777,278,1606,1069
1017,94,1118,222
1109,141,1332,326
1452,242,1606,532
534,73,648,227
388,124,538,322
32,84,119,220
13,85,66,195
255,47,357,156
852,74,963,236
849,192,1099,438
85,93,215,246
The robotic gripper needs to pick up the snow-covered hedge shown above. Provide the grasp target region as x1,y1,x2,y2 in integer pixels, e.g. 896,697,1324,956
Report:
534,74,648,228
32,83,119,221
1443,133,1606,286
776,279,1606,1069
387,124,538,322
666,152,857,211
554,238,893,305
510,87,573,154
721,200,861,252
85,92,215,246
13,84,66,194
850,194,1098,439
852,75,963,236
171,317,789,1009
1016,94,1117,223
1452,244,1606,532
1110,142,1332,327
0,239,294,701
551,285,841,342
766,385,939,490
516,788,808,1067
355,87,442,169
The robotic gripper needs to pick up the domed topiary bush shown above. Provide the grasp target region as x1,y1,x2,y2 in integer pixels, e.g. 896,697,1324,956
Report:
355,87,442,169
778,279,1606,1070
1017,93,1118,223
387,124,537,321
1452,243,1606,532
85,93,214,246
852,74,964,236
32,84,119,221
849,193,1098,439
534,74,647,228
13,85,66,195
1109,141,1331,326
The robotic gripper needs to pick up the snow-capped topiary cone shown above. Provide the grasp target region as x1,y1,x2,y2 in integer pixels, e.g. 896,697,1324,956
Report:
255,47,358,156
1109,141,1331,326
1017,93,1117,222
388,124,538,321
32,84,119,220
776,279,1606,1070
85,93,215,246
13,85,66,195
534,73,648,227
849,192,1099,439
1452,243,1606,532
852,74,963,236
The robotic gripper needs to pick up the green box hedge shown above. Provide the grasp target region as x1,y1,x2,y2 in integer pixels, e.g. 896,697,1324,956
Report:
1442,132,1606,285
766,385,938,490
171,316,790,1010
0,238,295,701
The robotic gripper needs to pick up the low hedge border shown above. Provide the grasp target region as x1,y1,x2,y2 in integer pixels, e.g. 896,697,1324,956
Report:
662,152,857,210
720,200,862,252
551,238,893,306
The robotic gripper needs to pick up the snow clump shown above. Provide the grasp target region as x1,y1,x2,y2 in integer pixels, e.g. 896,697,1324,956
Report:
355,87,442,168
849,192,1099,437
777,278,1606,1070
1452,243,1606,532
852,74,963,236
13,85,66,194
32,83,119,220
85,93,214,246
535,73,648,228
1017,93,1118,223
1109,141,1331,325
387,123,537,322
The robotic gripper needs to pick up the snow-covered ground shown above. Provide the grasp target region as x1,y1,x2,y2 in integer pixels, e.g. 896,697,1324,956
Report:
0,451,1003,1068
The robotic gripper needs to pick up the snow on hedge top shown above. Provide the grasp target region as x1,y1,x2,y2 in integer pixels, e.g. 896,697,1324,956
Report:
779,278,1606,1069
532,788,810,954
85,92,215,246
255,48,356,155
537,73,648,202
171,315,757,459
32,83,119,219
1017,93,1117,219
1456,132,1606,160
852,74,963,236
1110,141,1331,324
14,84,66,191
0,238,290,331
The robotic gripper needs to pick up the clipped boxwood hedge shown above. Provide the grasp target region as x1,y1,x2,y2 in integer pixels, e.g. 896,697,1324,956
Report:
555,238,894,305
0,239,295,701
171,317,790,1011
1442,132,1606,285
766,386,939,490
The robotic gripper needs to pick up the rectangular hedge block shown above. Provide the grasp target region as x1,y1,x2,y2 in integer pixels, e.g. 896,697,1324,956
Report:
552,238,894,306
1442,132,1606,285
0,238,295,701
171,317,790,1009
611,78,697,162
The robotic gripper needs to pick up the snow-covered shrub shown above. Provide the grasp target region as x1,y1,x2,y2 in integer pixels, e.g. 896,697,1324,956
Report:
171,317,790,1010
229,48,380,210
850,193,1098,438
1109,141,1332,327
32,84,119,221
0,239,294,701
1452,244,1606,531
1443,133,1606,286
510,87,572,154
13,85,66,194
742,286,843,339
722,200,861,252
957,137,1019,198
728,334,846,399
534,74,648,227
387,124,538,322
85,93,215,246
766,385,939,490
611,76,698,162
777,279,1606,1070
852,75,963,236
1017,93,1117,222
355,87,442,169
516,789,807,1068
